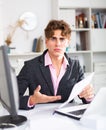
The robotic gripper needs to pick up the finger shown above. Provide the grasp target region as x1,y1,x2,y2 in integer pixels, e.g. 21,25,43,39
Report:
80,92,93,98
41,95,61,103
79,88,94,99
35,85,41,92
82,85,91,91
48,95,61,101
80,84,93,94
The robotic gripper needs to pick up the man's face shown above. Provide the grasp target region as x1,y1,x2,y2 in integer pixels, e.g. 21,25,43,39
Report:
46,30,69,58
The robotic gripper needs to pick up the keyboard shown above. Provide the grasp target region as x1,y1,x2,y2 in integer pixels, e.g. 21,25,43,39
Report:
68,109,86,115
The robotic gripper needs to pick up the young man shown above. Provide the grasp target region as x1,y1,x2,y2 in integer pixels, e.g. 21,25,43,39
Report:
17,20,94,110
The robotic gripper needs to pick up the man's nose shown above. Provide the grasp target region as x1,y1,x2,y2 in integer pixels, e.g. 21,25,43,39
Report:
56,39,61,45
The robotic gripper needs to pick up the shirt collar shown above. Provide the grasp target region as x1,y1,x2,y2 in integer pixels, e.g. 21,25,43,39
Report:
45,52,69,68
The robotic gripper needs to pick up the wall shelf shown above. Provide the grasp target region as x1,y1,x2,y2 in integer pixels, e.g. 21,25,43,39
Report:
52,0,106,93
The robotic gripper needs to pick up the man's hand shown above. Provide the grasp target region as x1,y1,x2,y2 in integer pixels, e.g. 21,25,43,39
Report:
79,84,94,101
29,85,61,105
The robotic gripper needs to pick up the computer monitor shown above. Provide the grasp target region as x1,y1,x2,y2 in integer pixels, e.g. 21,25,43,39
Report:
0,45,27,128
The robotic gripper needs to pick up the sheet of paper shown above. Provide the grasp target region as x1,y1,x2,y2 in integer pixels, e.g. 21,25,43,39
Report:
58,72,94,109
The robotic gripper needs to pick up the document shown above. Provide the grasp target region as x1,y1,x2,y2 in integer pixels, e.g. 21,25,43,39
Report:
58,72,94,109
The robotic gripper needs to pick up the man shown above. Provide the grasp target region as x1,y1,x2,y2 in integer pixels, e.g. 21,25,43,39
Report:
17,20,94,110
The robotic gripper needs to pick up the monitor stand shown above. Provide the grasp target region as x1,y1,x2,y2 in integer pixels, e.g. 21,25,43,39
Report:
0,115,27,128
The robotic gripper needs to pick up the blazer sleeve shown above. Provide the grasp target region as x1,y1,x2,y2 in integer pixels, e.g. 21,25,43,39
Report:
17,62,34,110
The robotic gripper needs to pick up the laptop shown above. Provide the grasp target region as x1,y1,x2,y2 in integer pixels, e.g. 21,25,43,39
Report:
55,87,106,122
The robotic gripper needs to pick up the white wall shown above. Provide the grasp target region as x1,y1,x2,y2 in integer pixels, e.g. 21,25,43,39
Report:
1,0,52,53
0,0,3,44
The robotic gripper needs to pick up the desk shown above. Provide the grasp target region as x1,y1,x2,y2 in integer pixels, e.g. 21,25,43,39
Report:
0,103,99,130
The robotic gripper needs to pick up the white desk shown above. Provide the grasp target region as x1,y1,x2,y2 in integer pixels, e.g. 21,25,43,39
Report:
0,103,101,130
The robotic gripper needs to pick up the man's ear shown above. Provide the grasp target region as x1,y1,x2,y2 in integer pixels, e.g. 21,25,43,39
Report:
45,38,49,48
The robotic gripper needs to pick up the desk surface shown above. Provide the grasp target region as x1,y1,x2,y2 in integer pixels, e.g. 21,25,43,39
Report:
0,103,100,130
19,103,95,130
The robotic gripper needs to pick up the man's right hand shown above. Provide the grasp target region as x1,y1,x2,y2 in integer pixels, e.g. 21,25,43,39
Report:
29,85,61,105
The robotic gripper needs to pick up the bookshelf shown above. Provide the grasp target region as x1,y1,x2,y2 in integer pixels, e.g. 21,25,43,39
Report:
52,0,106,93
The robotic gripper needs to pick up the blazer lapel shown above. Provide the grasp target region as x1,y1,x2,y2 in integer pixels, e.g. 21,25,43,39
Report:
40,64,54,95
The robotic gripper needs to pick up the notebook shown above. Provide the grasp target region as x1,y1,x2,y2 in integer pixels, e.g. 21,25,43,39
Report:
55,87,106,123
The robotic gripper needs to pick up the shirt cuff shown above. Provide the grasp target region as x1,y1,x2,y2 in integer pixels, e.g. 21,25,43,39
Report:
27,97,35,108
85,95,95,103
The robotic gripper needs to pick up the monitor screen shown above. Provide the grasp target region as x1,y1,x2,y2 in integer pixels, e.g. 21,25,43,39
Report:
0,45,27,128
0,46,18,115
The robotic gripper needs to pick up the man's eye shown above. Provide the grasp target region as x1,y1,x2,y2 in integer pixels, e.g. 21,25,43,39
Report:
60,38,65,42
50,37,66,43
51,37,56,41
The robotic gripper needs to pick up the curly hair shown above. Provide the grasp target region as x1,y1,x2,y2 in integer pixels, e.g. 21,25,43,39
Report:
44,19,71,39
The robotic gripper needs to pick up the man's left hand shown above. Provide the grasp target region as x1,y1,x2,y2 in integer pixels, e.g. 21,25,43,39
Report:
79,84,94,101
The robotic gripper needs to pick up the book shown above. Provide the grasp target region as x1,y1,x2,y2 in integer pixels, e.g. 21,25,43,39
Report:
96,12,106,28
32,38,37,52
102,15,106,28
96,13,100,28
97,12,103,28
